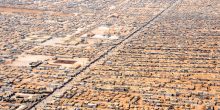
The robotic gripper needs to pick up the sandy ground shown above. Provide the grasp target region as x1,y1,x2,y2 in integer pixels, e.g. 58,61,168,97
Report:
10,54,52,66
0,6,74,16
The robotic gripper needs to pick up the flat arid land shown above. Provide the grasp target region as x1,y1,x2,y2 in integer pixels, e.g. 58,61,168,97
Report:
0,0,219,110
